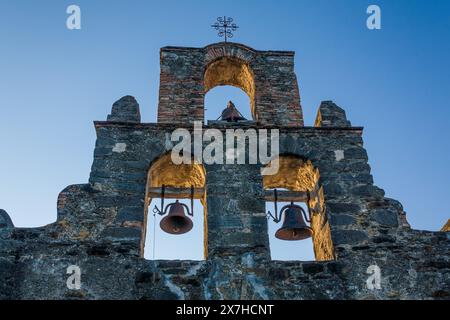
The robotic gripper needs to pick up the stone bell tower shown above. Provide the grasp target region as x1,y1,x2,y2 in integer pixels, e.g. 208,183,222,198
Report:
157,43,303,126
0,42,448,300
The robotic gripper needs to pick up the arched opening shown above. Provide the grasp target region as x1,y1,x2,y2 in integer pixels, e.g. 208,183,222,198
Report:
263,155,335,261
142,153,207,260
204,57,256,122
204,86,252,122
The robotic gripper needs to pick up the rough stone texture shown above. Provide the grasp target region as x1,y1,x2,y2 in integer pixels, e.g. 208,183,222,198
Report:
0,210,14,229
107,95,141,123
0,43,449,300
315,101,351,127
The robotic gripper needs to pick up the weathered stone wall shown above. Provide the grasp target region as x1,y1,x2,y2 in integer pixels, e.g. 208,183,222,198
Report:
0,42,449,300
1,97,448,299
158,43,303,126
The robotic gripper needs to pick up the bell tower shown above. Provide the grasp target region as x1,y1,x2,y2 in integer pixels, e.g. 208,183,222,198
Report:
0,41,448,300
157,42,304,126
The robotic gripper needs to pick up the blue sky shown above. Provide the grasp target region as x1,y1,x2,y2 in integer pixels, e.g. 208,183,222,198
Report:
0,1,449,260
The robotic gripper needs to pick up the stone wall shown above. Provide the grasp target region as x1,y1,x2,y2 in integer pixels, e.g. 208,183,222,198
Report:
1,96,448,299
0,43,449,299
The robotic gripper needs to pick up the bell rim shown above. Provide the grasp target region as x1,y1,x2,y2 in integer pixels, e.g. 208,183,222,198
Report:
275,226,313,241
160,215,193,235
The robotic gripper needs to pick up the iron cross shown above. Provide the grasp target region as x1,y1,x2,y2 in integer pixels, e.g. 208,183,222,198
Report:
211,16,239,42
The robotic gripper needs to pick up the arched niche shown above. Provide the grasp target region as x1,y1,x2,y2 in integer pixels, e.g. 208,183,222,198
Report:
204,57,256,119
263,155,319,192
147,153,206,189
142,153,208,259
263,154,335,261
158,42,304,126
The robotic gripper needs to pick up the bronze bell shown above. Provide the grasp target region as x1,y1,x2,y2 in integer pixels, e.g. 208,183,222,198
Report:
153,185,195,235
160,200,193,235
275,204,313,241
220,101,246,122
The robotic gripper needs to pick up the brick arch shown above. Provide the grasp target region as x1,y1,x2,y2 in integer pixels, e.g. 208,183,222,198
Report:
203,56,256,119
204,42,256,65
158,42,304,126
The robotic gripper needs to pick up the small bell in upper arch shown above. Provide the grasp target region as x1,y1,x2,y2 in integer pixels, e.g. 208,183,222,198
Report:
219,101,247,122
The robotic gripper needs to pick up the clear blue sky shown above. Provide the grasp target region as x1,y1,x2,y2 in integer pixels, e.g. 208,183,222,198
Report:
0,1,449,260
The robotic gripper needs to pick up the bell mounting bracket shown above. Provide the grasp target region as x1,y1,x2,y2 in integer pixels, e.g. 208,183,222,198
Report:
267,188,311,223
153,185,194,217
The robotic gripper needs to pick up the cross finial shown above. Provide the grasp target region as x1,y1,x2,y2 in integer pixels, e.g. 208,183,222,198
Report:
211,16,239,42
